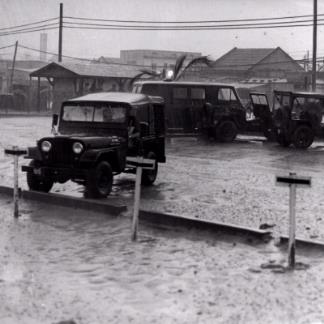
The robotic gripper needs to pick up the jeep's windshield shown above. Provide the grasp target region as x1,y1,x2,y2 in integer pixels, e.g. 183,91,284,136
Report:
62,104,126,123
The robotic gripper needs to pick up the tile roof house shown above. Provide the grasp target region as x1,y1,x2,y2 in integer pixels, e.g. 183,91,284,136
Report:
211,47,305,78
183,47,305,82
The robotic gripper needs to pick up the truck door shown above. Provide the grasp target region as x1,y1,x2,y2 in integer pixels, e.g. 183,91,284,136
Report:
249,92,271,121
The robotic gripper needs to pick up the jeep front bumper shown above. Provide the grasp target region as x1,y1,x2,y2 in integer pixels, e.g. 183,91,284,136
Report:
21,165,87,181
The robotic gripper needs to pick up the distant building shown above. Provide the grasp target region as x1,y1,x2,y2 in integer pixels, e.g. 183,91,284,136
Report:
0,60,47,111
120,49,201,70
30,61,140,112
211,47,305,78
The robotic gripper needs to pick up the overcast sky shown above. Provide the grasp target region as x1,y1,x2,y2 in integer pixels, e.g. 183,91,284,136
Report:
0,0,323,61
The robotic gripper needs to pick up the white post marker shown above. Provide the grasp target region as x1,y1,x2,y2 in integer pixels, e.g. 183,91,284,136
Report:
4,146,27,218
126,156,155,241
276,172,311,268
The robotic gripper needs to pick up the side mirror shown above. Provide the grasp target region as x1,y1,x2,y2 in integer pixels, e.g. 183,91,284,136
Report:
52,114,59,127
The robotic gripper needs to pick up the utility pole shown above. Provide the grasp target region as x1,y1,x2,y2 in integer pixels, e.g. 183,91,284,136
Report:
58,3,63,62
9,41,18,93
312,0,317,92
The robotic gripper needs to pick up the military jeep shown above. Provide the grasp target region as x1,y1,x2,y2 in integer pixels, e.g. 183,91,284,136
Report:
22,92,166,198
272,90,324,148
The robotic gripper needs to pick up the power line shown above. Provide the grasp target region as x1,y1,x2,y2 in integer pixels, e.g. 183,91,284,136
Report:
64,13,324,24
17,44,153,68
0,44,16,50
0,25,59,37
63,18,324,29
17,43,324,70
62,22,324,31
0,17,58,31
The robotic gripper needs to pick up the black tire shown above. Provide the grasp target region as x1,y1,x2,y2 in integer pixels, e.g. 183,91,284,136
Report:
26,160,54,193
276,132,291,147
85,161,113,198
292,125,314,149
142,152,158,186
216,120,238,142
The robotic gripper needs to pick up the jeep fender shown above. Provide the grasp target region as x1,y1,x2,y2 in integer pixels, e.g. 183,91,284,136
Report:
24,146,42,160
81,148,125,172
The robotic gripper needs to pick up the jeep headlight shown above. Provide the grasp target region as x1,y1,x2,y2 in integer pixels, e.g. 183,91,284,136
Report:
72,142,84,154
41,140,52,152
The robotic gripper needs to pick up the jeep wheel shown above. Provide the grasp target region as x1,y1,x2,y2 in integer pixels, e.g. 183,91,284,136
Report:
292,125,314,149
26,160,53,192
276,132,291,147
85,161,113,198
142,152,158,186
216,120,238,142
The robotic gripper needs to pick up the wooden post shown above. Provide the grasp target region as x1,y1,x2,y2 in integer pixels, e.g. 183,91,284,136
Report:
132,156,143,241
37,77,41,112
276,173,311,269
13,148,19,218
58,3,63,62
4,146,27,218
312,0,317,92
9,41,18,93
288,173,297,268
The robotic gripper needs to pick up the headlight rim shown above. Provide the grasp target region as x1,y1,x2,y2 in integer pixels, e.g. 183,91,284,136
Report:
41,140,52,152
72,142,84,154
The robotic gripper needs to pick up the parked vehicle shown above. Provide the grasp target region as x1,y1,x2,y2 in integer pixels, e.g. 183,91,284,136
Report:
133,81,272,142
22,92,166,198
271,90,324,148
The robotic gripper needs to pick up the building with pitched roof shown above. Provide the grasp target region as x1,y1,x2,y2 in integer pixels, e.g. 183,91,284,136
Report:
30,61,140,112
211,47,304,78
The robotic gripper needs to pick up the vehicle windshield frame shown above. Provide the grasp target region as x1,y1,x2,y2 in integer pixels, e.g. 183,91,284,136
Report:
60,101,129,125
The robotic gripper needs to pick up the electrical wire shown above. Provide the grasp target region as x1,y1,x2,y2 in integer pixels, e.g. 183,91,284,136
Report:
62,22,324,31
0,25,59,37
0,44,15,50
62,18,324,29
64,13,324,24
17,44,324,70
0,17,58,31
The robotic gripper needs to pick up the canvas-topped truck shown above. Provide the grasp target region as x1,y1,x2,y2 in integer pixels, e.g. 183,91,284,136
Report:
22,92,166,198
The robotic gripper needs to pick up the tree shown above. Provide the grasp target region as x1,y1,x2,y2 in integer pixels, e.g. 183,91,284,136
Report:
129,54,213,89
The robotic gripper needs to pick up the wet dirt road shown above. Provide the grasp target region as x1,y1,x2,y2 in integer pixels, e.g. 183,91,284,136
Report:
1,197,324,324
1,117,324,323
1,116,324,240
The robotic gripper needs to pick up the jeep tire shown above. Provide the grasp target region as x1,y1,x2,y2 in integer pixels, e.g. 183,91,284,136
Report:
26,160,54,193
85,161,113,198
142,151,158,186
292,125,314,149
216,120,238,142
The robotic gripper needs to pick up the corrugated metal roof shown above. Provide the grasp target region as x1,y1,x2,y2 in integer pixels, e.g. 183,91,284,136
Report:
213,47,276,71
30,61,140,78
